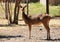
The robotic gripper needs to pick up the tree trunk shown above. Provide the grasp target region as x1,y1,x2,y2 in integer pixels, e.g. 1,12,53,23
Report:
13,4,17,24
5,0,8,19
13,0,20,24
5,0,12,24
46,0,49,14
8,2,12,24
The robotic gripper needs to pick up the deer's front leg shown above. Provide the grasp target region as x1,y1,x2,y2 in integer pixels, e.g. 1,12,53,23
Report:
28,25,31,39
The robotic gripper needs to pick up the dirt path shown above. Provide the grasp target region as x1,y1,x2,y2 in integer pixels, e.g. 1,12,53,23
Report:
0,19,60,42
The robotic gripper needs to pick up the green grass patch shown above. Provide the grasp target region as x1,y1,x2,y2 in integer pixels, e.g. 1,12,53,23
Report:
29,2,46,15
28,2,60,16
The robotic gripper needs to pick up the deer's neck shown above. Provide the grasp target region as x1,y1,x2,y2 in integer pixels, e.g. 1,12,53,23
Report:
22,11,31,24
22,12,29,19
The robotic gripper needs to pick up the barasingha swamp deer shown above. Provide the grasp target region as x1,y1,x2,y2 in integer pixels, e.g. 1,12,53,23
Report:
21,5,53,40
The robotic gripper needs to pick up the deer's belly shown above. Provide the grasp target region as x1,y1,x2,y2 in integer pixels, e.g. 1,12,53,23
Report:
32,21,42,25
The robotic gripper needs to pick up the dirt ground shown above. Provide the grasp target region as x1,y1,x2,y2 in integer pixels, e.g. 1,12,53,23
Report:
0,18,60,42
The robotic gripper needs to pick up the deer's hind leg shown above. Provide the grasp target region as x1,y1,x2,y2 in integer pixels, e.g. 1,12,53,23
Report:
28,25,32,39
43,21,50,40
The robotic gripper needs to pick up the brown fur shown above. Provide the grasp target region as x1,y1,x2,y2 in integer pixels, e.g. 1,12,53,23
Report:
22,5,52,39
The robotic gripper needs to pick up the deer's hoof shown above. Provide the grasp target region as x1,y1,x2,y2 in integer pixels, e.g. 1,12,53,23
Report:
47,37,51,40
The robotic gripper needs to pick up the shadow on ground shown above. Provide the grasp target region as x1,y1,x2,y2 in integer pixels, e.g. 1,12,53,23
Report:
41,38,60,41
0,24,19,27
0,35,23,38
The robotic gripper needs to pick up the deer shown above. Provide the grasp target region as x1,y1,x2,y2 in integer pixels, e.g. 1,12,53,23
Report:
21,5,52,40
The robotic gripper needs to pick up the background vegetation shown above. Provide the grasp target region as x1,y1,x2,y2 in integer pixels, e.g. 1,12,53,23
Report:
29,2,60,16
0,2,60,18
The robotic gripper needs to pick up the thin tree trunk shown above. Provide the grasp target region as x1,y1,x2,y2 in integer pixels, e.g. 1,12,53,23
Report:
8,2,12,24
13,0,20,24
5,0,8,19
46,0,49,14
27,0,29,16
16,4,20,24
13,1,17,24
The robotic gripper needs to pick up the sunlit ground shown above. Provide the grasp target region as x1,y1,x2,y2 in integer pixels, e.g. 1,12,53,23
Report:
0,18,60,42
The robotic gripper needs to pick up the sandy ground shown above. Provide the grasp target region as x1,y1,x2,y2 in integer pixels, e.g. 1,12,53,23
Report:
0,18,60,42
